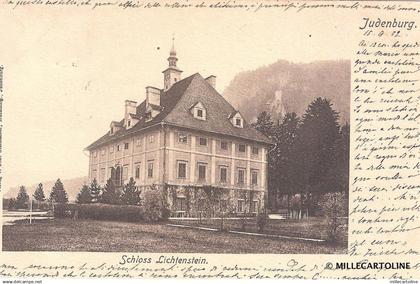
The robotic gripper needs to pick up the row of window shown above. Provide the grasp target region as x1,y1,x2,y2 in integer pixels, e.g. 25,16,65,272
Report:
92,160,156,183
92,135,259,158
177,133,259,155
176,161,259,186
92,135,155,158
92,160,259,186
174,198,258,213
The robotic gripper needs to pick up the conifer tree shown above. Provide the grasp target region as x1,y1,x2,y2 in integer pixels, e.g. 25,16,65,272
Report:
252,111,274,138
76,184,92,204
101,179,120,205
120,178,141,206
295,97,340,193
33,183,46,202
16,186,29,209
49,178,68,203
89,178,102,203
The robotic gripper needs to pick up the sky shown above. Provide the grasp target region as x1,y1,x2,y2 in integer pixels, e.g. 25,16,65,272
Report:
0,7,354,192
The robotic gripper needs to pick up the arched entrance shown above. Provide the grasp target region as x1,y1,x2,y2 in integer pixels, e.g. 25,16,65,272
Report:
110,166,122,187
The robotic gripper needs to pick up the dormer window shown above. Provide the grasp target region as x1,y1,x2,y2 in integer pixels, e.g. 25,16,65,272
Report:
127,120,131,127
110,128,114,134
191,102,206,121
230,111,244,128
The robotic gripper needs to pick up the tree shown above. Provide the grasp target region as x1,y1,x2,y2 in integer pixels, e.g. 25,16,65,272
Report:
101,179,120,205
33,183,46,202
89,178,102,203
143,186,168,222
16,186,29,209
76,184,92,204
318,192,346,242
295,97,340,193
252,111,276,210
49,178,68,203
120,178,141,205
270,112,300,209
7,198,17,210
252,111,274,138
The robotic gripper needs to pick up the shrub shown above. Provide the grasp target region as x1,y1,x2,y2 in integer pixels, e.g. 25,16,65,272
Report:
143,188,169,222
318,192,346,242
53,203,68,218
53,203,145,222
256,213,268,232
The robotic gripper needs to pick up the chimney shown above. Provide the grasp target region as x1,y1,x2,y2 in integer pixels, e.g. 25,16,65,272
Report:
124,100,137,127
205,75,216,89
146,86,161,106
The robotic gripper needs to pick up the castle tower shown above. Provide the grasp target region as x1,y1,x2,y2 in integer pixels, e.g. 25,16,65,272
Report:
162,36,182,90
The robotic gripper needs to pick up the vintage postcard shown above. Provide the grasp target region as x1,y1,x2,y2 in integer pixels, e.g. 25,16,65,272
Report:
0,0,419,282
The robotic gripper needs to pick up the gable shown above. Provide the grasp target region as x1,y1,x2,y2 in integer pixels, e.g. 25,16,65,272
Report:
190,101,207,120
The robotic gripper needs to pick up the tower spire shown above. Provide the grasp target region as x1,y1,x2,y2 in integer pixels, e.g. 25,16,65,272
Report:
168,34,178,67
170,34,176,56
163,35,182,90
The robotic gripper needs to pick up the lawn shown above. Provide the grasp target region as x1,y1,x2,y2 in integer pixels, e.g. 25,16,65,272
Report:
2,219,346,254
170,216,348,245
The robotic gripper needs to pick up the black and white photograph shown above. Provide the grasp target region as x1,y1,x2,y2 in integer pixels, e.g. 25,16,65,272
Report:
1,0,420,282
2,25,350,254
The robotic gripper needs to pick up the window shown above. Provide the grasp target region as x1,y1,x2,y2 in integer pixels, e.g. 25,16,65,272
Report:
117,145,121,151
175,197,186,211
127,120,131,127
177,161,187,179
91,169,97,180
123,166,128,180
238,168,245,185
250,200,258,213
220,141,228,150
199,137,207,146
251,170,258,186
110,146,114,153
220,166,227,183
238,144,246,153
110,127,114,134
231,113,244,128
136,139,141,147
101,149,105,156
93,151,97,158
100,168,106,183
135,164,140,179
149,135,154,143
124,142,129,150
192,102,206,120
147,161,153,178
252,146,259,155
237,200,244,213
178,133,188,143
198,163,207,181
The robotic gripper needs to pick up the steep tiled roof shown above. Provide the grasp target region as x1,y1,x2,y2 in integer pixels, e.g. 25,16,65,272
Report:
86,73,271,150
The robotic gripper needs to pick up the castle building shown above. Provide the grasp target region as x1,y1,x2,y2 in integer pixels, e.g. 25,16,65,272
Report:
86,42,271,216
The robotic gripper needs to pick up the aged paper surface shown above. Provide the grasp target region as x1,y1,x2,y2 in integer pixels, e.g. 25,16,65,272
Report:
0,0,419,281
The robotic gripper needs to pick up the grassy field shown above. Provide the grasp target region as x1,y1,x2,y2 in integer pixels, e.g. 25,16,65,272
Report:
3,218,346,254
170,217,348,245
